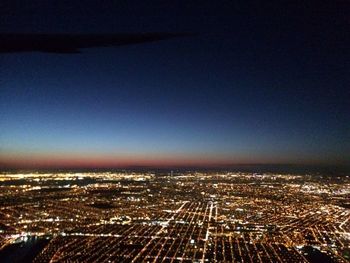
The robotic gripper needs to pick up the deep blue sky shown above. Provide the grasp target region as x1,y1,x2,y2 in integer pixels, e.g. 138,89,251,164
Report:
0,1,349,168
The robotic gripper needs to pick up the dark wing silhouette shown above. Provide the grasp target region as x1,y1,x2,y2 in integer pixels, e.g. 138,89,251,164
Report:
0,33,192,53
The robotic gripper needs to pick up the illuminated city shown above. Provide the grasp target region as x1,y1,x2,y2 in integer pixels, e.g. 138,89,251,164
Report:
1,1,349,262
0,171,349,262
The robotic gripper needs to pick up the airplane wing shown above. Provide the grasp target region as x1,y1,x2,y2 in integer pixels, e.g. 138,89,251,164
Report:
0,32,192,53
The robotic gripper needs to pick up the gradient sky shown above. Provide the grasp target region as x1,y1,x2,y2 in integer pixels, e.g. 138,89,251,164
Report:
0,1,349,168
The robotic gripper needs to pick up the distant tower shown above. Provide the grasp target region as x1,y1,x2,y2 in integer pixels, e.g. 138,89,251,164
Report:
171,170,173,176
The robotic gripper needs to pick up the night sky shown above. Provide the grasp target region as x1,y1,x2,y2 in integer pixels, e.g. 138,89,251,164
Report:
0,1,349,169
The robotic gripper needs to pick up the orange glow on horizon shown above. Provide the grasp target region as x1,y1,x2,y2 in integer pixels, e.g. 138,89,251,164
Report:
0,150,342,169
0,151,246,169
